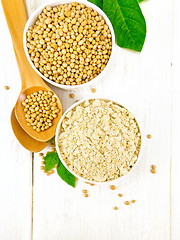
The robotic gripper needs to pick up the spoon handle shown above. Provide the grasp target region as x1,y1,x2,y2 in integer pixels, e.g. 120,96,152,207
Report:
1,0,27,59
1,0,46,89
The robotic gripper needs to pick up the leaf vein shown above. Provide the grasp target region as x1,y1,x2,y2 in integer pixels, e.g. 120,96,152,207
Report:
113,0,136,44
123,17,146,28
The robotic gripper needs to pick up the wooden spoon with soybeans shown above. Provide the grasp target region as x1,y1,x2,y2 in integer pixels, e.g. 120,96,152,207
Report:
1,0,62,142
9,46,48,152
11,108,48,152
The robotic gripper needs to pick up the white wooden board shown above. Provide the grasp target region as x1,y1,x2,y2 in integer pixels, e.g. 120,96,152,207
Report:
171,0,180,239
0,3,32,240
0,0,180,239
32,0,172,239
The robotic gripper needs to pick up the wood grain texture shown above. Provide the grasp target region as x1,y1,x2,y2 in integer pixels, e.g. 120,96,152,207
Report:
0,3,32,240
1,0,180,239
32,0,172,239
171,0,180,239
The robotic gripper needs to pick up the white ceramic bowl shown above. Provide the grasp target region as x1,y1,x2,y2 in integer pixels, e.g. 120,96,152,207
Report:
23,0,115,91
55,98,143,185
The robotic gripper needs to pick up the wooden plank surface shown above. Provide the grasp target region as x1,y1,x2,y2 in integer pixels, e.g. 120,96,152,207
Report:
32,0,172,239
171,0,180,239
1,0,180,239
0,3,32,240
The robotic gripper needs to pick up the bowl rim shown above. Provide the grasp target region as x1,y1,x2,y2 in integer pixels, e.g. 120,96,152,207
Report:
55,98,143,185
23,0,116,90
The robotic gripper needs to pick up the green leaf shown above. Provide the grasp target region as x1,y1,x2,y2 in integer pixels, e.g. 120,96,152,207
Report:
57,159,76,188
138,0,144,2
88,0,103,9
44,151,76,187
103,0,146,52
44,152,59,172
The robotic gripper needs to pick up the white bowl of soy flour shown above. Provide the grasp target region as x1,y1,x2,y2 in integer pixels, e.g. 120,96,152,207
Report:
55,98,142,184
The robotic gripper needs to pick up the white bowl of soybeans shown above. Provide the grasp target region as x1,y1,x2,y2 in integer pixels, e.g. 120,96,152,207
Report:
23,0,115,90
55,98,143,185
